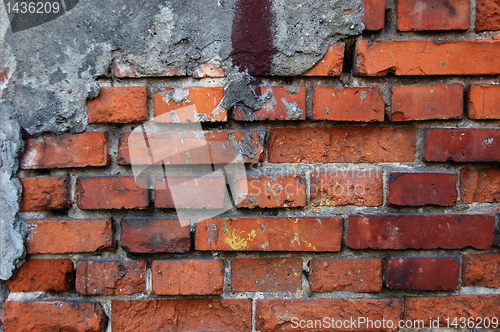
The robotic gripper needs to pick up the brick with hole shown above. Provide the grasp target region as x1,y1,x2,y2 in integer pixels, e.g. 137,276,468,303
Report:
76,261,146,295
461,169,500,203
19,176,70,212
348,214,495,250
388,172,458,206
231,258,302,292
385,257,460,291
152,259,224,295
468,85,500,119
309,258,382,293
233,86,306,121
154,87,227,123
87,87,148,123
7,259,74,293
77,176,149,210
390,84,463,121
310,171,383,207
312,87,384,122
196,216,343,252
476,0,500,31
303,43,344,76
396,0,470,31
462,254,500,288
120,218,191,253
21,132,109,169
2,301,108,332
363,0,386,30
26,219,113,254
112,299,251,332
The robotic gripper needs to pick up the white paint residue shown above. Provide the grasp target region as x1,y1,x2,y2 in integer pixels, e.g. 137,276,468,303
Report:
482,138,494,147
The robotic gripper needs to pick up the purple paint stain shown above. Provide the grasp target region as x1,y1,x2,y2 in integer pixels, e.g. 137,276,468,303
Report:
231,0,275,76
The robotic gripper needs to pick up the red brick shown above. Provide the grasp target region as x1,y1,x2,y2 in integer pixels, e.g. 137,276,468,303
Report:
87,87,147,123
312,87,384,122
26,219,113,254
118,129,265,165
233,86,306,121
152,260,224,295
303,44,344,76
348,214,494,250
114,61,185,77
19,176,70,212
120,218,191,253
463,254,500,287
391,84,463,121
423,128,500,162
155,175,227,209
231,258,302,292
154,87,227,123
193,64,225,78
233,173,306,208
21,132,109,169
386,257,459,291
469,85,500,119
269,128,416,163
363,0,386,30
76,261,146,295
404,295,500,327
476,0,500,31
7,259,74,293
310,171,383,207
356,40,500,76
256,299,402,332
77,176,149,210
396,0,469,31
388,172,458,206
196,216,343,251
309,258,382,293
461,169,500,203
3,301,108,332
112,299,251,332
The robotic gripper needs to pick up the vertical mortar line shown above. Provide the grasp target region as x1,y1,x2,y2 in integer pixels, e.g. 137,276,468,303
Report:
146,260,153,295
469,0,477,32
305,166,311,206
251,296,257,332
305,80,314,120
301,257,311,298
458,252,464,290
382,165,389,207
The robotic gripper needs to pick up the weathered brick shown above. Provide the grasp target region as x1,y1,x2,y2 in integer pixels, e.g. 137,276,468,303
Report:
404,295,500,327
77,176,149,210
196,216,343,251
231,258,302,292
269,128,416,163
118,129,265,165
76,261,146,295
385,257,459,291
233,86,306,121
396,0,469,31
232,173,306,208
19,176,70,212
120,218,191,253
154,87,227,123
26,219,113,254
21,132,109,169
303,44,344,76
7,259,74,293
3,300,108,332
312,87,384,122
476,0,500,31
348,214,494,250
256,299,402,332
469,85,500,119
155,175,227,209
310,171,383,207
391,84,463,121
152,259,224,295
193,64,225,78
461,169,500,203
87,87,148,123
388,172,458,206
309,258,382,293
462,254,500,288
112,299,251,332
356,40,500,76
363,0,386,30
423,128,500,162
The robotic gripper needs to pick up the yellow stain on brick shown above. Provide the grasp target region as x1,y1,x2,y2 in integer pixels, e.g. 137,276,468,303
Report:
224,229,257,250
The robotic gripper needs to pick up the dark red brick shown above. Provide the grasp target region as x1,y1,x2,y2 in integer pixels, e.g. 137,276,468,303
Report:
476,0,500,31
303,44,344,76
19,176,70,212
348,214,494,250
461,169,500,203
363,0,386,30
462,254,500,287
87,87,148,123
396,0,469,31
7,259,74,293
469,85,500,119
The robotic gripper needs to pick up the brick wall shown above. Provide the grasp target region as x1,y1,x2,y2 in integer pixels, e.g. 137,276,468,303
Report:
3,0,500,331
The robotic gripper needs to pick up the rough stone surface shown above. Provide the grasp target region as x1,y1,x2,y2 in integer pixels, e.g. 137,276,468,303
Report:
87,87,148,124
461,169,500,203
468,85,500,119
476,0,500,31
7,259,74,293
19,176,71,212
462,254,500,288
396,0,470,31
